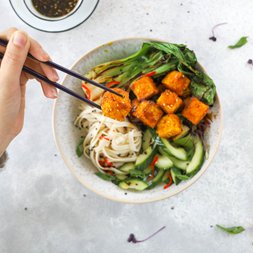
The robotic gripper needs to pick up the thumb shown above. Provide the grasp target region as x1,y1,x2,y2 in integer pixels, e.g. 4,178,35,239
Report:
0,31,30,86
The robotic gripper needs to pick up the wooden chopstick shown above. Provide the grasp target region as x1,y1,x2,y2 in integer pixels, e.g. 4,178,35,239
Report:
0,39,123,98
0,52,101,110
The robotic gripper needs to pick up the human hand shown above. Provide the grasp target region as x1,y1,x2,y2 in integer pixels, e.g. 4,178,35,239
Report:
0,28,59,155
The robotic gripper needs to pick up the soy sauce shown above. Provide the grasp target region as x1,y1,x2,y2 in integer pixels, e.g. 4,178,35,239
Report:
32,0,79,18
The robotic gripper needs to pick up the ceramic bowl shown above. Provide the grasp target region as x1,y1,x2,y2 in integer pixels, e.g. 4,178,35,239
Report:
53,38,223,203
9,0,99,33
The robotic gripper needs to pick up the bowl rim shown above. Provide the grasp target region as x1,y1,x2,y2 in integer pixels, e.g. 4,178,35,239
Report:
52,37,223,204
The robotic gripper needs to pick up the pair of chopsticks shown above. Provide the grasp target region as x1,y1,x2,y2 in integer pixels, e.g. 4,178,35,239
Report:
0,39,123,110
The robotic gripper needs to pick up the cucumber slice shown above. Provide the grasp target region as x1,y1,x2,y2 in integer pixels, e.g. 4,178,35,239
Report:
119,162,135,173
135,146,157,170
170,168,181,185
155,155,173,170
160,138,188,161
186,136,204,174
173,125,190,141
119,179,148,191
148,169,165,189
158,147,189,170
142,128,153,151
116,174,128,180
174,134,194,150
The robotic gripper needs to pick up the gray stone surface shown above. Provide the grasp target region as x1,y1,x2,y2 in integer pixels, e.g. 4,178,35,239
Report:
0,0,253,252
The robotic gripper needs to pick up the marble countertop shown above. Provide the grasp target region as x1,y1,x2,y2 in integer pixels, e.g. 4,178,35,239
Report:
1,0,253,252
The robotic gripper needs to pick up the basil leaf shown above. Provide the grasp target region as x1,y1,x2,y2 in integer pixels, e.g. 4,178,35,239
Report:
228,36,248,49
216,225,245,234
76,137,84,157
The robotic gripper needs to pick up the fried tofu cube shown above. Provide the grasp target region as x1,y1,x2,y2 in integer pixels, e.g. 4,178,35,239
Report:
101,88,131,121
134,100,163,128
162,71,190,96
182,97,209,125
131,76,159,100
156,114,182,138
157,89,183,114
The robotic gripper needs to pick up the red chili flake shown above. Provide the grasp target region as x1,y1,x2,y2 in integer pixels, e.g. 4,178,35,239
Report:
150,155,159,176
145,71,156,77
164,173,173,189
99,135,110,141
106,80,120,88
81,82,91,100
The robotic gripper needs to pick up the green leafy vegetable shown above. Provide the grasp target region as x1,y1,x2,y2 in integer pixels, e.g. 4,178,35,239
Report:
216,225,245,234
84,41,216,105
228,36,248,49
171,168,190,181
95,171,116,181
76,137,84,157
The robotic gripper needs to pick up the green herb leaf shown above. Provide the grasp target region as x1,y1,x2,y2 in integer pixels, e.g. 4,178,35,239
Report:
216,224,245,234
76,137,84,157
171,168,190,181
228,36,248,49
95,171,116,181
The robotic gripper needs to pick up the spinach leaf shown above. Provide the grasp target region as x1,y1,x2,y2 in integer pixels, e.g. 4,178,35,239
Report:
148,41,216,105
76,137,84,157
228,36,248,49
216,225,245,234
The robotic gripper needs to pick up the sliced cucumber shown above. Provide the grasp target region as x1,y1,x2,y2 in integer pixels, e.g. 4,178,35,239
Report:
171,168,181,185
186,136,204,174
119,162,135,173
135,146,157,171
142,128,153,151
160,138,188,161
155,155,173,170
174,134,194,150
158,147,189,171
147,169,165,189
119,179,148,191
173,125,190,141
116,174,128,180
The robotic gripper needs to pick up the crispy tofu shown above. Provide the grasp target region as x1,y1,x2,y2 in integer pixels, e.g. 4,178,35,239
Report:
157,89,183,114
131,76,159,101
134,100,163,128
162,71,190,96
182,97,209,125
101,88,131,121
156,114,182,138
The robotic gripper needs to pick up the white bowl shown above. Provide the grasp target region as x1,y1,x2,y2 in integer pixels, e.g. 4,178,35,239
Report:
9,0,99,33
53,38,223,204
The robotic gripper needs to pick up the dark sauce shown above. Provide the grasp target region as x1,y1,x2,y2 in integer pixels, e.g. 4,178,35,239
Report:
32,0,79,18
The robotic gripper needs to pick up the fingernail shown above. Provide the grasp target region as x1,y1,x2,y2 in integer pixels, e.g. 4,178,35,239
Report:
12,31,27,48
51,89,58,98
52,70,59,82
42,50,50,61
